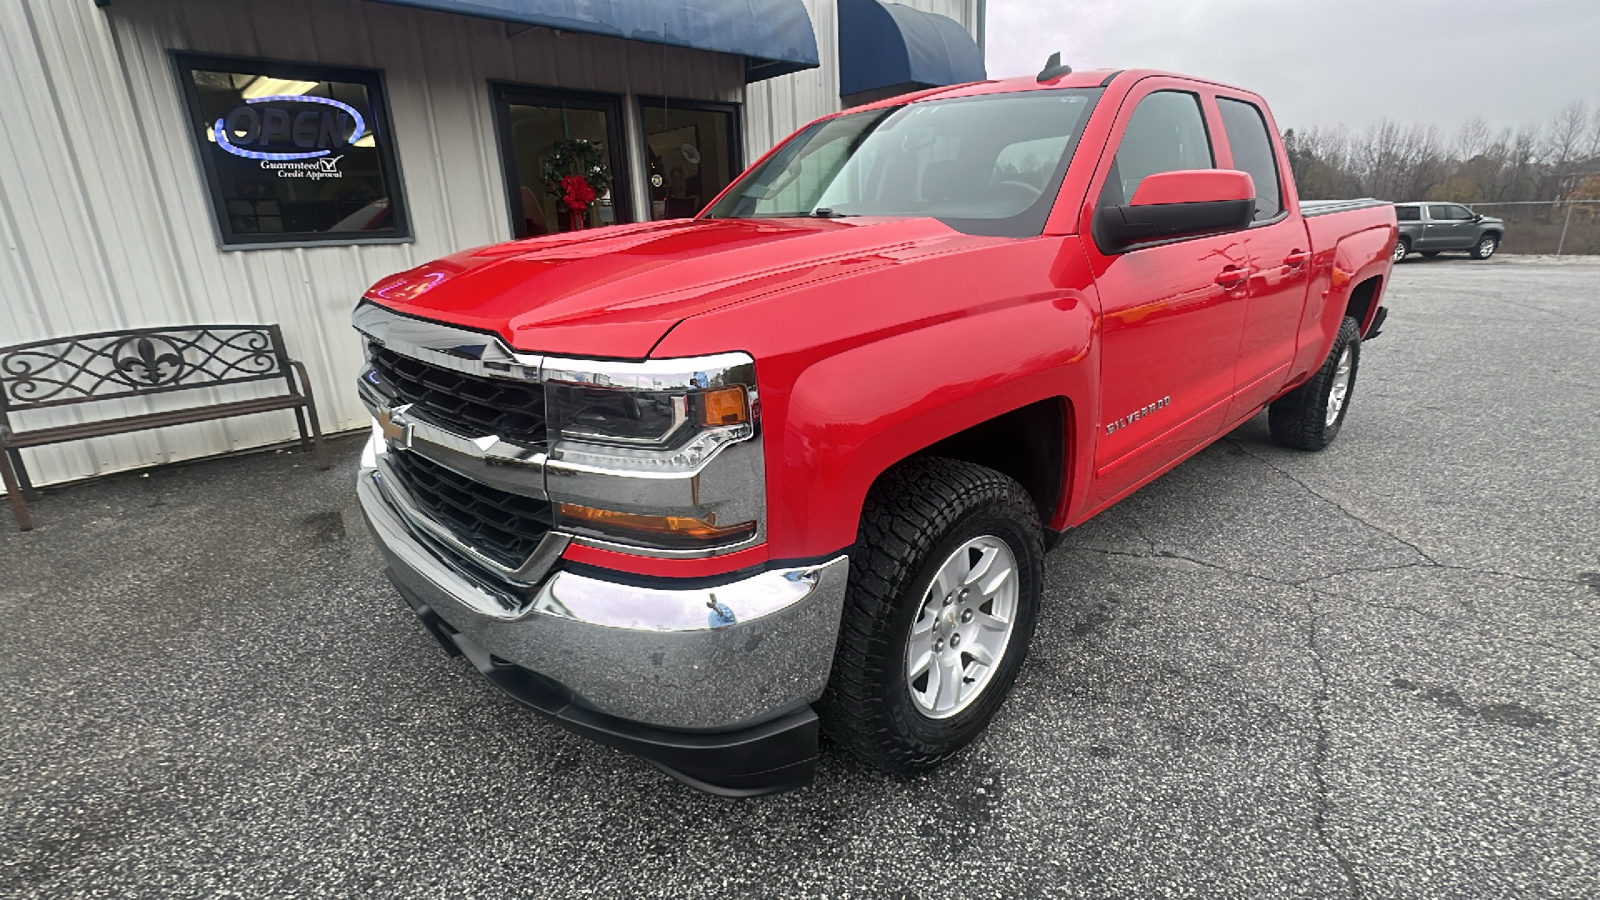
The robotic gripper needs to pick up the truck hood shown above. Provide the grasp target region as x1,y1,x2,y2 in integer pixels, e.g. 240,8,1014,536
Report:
363,217,981,358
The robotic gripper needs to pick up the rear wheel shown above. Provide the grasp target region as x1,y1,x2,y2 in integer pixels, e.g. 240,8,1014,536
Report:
1471,234,1499,259
1269,316,1361,451
819,458,1043,774
1393,238,1410,262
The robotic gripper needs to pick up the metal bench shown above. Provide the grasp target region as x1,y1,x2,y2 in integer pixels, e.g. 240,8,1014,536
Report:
1,324,328,530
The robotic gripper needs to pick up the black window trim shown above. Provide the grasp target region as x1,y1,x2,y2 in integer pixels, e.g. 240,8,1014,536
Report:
635,95,745,222
171,51,412,250
489,82,635,239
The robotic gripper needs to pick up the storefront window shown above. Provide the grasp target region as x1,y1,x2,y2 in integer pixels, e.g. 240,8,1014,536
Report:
492,86,630,238
174,54,409,247
639,99,741,220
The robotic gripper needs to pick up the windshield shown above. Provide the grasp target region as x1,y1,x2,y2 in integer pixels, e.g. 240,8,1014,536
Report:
703,89,1102,237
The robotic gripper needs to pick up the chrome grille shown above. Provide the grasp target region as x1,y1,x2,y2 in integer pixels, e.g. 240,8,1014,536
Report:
384,449,552,571
369,344,546,447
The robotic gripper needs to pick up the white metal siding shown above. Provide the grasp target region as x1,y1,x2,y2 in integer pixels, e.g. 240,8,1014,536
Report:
2,0,979,490
1,0,745,488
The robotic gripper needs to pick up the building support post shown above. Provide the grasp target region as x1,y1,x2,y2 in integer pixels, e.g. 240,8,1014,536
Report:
976,0,987,62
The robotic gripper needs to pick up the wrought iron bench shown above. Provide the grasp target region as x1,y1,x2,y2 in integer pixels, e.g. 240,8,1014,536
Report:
1,324,328,530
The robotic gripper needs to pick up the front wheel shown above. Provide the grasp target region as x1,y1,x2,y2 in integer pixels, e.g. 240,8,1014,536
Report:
818,458,1043,774
1471,234,1499,259
1269,316,1362,451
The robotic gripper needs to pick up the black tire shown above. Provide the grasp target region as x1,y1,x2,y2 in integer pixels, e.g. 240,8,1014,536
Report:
1393,237,1410,262
1471,234,1499,259
818,458,1043,774
1269,316,1362,451
1421,251,1441,258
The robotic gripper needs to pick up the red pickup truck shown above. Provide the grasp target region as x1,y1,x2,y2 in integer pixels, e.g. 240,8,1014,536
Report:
353,67,1395,795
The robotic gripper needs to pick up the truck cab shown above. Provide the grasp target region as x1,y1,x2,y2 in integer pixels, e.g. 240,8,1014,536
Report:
353,67,1397,795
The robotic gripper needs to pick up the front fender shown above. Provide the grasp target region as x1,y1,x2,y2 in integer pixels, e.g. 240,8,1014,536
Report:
771,294,1096,555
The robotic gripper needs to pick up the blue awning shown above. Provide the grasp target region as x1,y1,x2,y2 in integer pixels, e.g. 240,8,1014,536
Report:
362,0,819,82
838,0,986,98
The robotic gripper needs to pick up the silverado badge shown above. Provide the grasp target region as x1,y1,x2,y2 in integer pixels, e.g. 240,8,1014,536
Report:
1105,396,1171,435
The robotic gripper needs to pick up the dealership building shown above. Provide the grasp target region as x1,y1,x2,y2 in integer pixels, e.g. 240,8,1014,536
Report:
0,0,985,491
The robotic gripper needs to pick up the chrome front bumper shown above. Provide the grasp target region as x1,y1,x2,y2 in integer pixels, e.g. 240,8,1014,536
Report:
356,464,848,733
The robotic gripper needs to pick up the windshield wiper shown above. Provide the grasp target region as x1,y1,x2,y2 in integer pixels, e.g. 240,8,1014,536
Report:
808,208,855,218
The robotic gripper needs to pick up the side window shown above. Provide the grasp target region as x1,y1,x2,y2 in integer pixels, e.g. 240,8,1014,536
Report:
1429,204,1464,221
1215,97,1282,221
1449,205,1474,219
1395,205,1421,221
1098,90,1213,207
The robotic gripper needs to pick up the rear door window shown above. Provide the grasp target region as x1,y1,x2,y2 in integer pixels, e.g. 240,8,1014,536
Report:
1395,205,1420,221
1098,90,1213,208
1215,97,1282,221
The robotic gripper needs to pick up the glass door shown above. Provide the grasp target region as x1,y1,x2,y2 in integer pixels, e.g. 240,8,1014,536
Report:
638,97,742,220
491,85,632,237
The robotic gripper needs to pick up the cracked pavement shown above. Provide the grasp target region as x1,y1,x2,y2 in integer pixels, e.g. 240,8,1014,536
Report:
3,256,1597,898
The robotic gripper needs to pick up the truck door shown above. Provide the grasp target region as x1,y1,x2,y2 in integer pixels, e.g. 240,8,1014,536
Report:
1426,204,1477,248
1212,93,1311,417
1080,83,1250,510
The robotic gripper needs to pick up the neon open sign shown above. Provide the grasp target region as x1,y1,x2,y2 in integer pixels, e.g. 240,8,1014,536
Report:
212,95,367,161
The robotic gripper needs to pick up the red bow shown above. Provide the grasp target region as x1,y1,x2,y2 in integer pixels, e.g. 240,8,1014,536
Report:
561,175,596,212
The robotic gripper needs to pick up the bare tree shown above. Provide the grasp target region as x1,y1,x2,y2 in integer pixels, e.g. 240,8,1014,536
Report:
1348,120,1448,200
1546,101,1590,167
1455,117,1491,160
1284,98,1600,205
1507,124,1545,201
1544,101,1591,198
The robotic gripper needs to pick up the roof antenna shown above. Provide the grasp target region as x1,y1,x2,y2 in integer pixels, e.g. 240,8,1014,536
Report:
1037,52,1073,83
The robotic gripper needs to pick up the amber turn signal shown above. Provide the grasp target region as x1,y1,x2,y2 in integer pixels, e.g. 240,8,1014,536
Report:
698,386,749,427
558,503,756,545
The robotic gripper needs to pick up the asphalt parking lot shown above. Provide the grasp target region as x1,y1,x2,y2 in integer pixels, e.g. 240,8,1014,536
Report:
3,255,1597,899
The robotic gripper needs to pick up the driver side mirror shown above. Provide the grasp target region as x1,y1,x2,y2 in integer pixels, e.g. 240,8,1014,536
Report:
1096,169,1256,249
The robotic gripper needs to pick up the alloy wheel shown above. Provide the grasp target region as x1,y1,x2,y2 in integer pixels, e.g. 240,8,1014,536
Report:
905,535,1019,719
1326,345,1353,427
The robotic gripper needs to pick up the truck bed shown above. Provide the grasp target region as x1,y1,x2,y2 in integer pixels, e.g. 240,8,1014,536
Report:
1300,198,1389,218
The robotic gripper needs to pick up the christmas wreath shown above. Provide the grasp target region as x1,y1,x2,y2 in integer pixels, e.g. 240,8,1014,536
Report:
542,139,611,229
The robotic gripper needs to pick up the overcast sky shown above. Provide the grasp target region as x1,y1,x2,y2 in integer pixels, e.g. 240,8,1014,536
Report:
986,0,1600,137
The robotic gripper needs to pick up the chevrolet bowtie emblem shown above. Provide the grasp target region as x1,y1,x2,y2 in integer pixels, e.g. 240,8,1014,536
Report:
376,404,413,448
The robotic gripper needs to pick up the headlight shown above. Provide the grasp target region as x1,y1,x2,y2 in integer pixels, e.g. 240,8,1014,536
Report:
542,352,764,554
542,352,756,473
547,383,749,458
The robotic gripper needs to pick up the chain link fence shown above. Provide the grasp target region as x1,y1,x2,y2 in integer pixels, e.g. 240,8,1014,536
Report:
1468,201,1600,255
